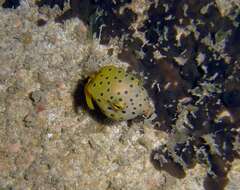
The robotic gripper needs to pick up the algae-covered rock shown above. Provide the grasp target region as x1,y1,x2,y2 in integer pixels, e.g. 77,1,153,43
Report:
0,0,240,190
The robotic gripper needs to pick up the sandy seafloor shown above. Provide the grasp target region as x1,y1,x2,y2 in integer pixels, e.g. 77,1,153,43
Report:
0,0,240,190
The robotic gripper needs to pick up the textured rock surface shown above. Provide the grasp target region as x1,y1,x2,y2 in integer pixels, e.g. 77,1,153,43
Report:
0,0,240,190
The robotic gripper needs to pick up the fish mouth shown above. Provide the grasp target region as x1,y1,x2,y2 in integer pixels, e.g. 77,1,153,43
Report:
143,107,154,118
143,101,155,118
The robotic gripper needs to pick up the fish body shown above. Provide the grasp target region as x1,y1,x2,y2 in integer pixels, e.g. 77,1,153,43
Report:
84,65,153,121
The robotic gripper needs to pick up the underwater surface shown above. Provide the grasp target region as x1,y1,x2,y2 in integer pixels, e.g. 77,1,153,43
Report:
1,0,240,190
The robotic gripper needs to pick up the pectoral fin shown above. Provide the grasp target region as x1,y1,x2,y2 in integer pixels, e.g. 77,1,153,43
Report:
111,101,125,111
